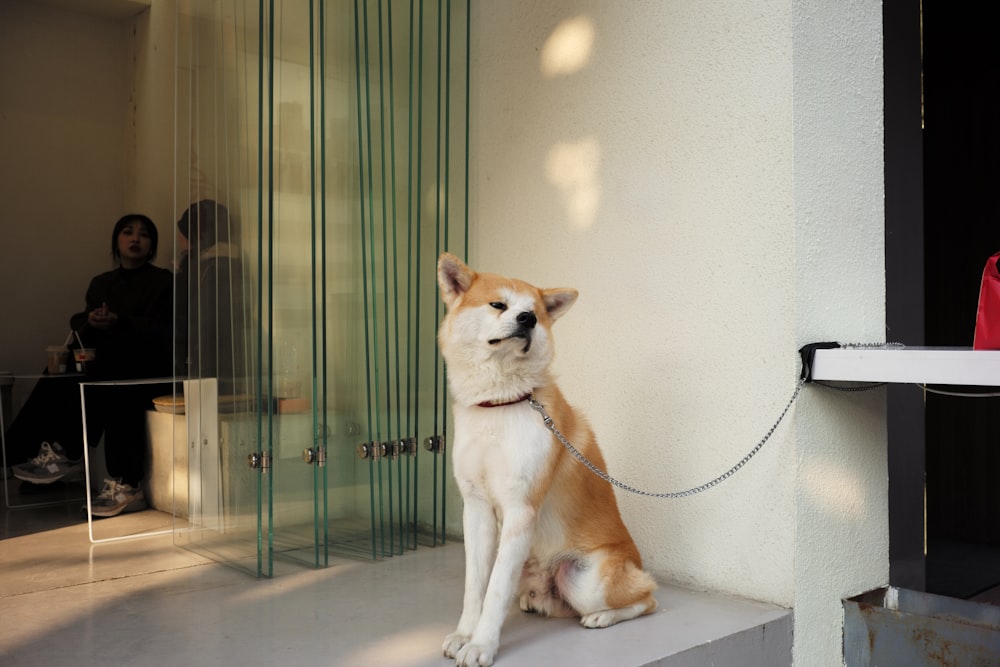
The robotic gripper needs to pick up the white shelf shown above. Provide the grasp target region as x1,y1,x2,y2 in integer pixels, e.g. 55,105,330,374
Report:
809,346,1000,386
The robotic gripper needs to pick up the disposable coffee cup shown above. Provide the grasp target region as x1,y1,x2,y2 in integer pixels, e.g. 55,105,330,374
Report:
73,348,96,373
46,346,70,374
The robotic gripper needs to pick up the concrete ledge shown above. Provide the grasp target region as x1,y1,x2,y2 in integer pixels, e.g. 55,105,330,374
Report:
489,582,792,667
337,541,792,667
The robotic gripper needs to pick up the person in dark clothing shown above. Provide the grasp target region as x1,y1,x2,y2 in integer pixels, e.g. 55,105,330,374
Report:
7,214,172,517
175,199,248,395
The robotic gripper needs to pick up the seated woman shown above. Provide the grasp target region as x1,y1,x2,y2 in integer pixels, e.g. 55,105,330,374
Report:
175,199,248,394
7,213,173,517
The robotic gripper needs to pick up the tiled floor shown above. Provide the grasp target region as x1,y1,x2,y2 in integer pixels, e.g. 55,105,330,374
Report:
1,480,791,667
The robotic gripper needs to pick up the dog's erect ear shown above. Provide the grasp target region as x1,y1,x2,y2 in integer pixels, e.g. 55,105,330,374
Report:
438,252,476,308
542,288,578,322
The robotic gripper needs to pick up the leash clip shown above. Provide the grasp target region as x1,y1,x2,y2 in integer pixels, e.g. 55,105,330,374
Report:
528,396,554,427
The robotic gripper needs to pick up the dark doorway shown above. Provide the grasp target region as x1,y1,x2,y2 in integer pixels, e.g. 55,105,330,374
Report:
921,2,1000,599
883,0,925,592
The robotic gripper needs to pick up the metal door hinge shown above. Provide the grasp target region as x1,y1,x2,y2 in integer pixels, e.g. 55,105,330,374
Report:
358,437,421,460
357,441,384,461
302,446,327,467
247,451,272,472
424,434,445,454
401,437,417,456
383,438,417,460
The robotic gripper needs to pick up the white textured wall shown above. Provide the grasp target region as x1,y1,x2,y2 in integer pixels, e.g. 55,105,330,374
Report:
470,1,886,665
792,2,888,664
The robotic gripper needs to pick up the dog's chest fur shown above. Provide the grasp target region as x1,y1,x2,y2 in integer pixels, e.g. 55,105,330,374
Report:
451,403,553,505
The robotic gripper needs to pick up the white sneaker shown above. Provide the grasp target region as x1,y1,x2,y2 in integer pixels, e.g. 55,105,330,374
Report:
90,478,146,517
12,442,84,484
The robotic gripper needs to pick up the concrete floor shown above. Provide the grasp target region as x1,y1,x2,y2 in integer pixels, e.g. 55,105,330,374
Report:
1,480,792,667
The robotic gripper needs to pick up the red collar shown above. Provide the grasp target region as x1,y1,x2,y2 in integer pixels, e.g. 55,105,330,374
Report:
476,392,532,408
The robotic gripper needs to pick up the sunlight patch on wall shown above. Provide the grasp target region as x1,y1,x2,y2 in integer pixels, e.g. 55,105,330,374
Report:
801,460,868,521
540,15,595,78
545,138,601,230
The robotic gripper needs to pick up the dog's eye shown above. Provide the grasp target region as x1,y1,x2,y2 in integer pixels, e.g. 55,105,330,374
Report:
489,301,507,312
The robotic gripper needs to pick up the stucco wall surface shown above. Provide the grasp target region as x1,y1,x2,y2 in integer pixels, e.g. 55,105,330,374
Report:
469,1,887,665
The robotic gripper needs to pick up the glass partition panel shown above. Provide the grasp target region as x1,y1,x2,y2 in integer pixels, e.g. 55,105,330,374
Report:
175,0,469,575
346,0,469,556
174,0,270,577
265,0,330,570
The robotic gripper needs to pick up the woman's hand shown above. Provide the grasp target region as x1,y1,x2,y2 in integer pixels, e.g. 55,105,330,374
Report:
88,302,118,330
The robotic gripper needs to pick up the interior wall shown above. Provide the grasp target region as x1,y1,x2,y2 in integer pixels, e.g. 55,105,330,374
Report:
132,1,177,243
0,2,128,378
0,1,175,385
470,1,886,665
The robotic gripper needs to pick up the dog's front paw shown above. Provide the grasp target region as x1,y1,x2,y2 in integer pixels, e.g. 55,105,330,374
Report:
580,609,619,628
443,632,470,659
454,641,497,667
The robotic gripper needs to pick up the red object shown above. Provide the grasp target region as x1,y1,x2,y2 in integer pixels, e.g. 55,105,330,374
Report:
973,251,1000,349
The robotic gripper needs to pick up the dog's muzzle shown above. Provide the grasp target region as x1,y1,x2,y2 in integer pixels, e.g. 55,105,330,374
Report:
489,310,537,352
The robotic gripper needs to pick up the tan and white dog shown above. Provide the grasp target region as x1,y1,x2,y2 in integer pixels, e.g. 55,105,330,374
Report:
437,253,657,667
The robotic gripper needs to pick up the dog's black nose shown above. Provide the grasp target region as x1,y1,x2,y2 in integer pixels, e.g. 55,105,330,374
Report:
517,311,537,329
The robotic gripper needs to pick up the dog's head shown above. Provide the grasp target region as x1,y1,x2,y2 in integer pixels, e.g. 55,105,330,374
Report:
437,252,578,405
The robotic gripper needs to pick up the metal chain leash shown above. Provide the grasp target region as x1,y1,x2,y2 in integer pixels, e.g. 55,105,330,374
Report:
528,377,806,499
527,341,906,499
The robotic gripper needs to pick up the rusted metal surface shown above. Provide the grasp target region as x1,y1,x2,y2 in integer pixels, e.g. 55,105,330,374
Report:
844,586,1000,666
